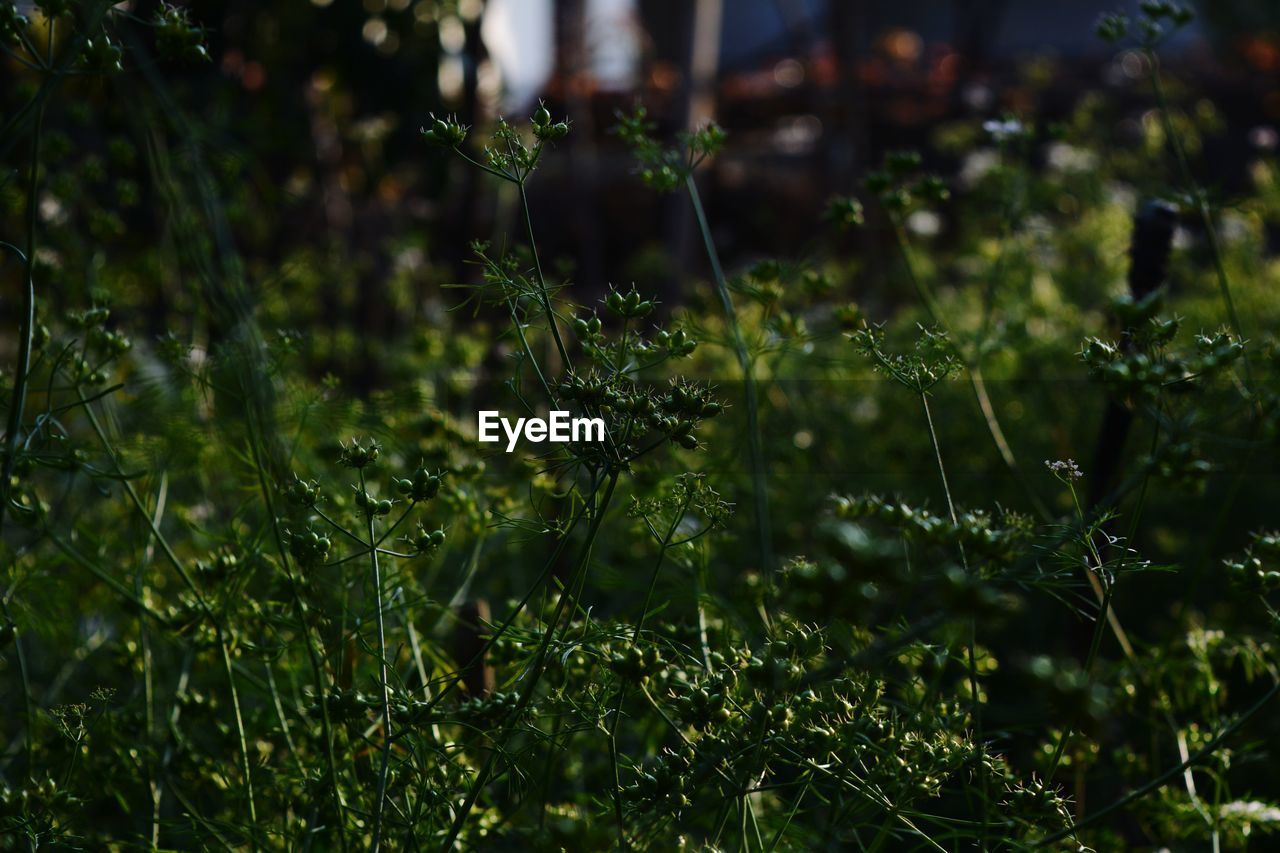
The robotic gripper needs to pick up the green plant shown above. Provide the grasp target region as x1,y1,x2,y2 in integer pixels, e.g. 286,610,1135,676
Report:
2,2,1280,850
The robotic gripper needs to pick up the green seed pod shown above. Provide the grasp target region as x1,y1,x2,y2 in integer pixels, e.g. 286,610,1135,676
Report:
409,468,442,501
414,526,446,553
0,7,31,48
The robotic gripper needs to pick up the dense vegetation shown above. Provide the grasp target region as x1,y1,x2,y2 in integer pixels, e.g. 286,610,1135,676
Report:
3,1,1280,849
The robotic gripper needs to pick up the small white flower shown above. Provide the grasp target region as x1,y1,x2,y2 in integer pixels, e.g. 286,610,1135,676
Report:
1045,142,1099,174
1045,459,1083,481
1219,800,1280,824
959,149,999,188
906,210,942,237
38,193,67,226
983,118,1025,142
1248,125,1279,151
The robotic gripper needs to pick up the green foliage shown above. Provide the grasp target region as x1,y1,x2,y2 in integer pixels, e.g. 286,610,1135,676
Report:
2,2,1280,850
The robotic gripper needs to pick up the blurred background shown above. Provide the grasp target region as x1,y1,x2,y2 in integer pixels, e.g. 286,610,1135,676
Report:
4,0,1280,384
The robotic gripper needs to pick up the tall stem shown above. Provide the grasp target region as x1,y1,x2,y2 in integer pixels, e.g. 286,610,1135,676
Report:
920,394,958,527
1046,482,1113,783
0,101,44,537
1146,51,1248,379
0,99,44,781
921,392,985,844
364,469,394,853
685,174,772,571
518,179,571,371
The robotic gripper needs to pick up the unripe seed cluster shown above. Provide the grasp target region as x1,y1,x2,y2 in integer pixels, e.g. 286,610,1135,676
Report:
1223,531,1280,594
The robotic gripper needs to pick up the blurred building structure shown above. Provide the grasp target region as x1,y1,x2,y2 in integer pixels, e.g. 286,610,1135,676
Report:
436,0,1230,290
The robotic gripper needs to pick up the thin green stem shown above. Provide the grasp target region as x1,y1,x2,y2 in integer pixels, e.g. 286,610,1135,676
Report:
921,392,985,845
518,178,572,371
1145,49,1248,369
890,221,1050,520
137,474,164,850
0,100,44,538
503,292,556,402
1047,481,1113,783
685,173,772,571
363,469,395,853
920,394,958,528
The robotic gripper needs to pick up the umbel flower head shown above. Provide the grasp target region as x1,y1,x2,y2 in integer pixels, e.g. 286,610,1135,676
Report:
1045,459,1084,482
